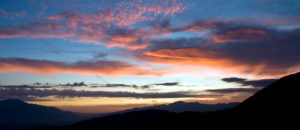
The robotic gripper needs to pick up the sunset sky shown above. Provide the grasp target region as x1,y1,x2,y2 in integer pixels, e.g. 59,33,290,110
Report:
0,0,300,113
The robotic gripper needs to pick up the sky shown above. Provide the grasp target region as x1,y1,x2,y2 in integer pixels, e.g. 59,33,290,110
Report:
0,0,300,113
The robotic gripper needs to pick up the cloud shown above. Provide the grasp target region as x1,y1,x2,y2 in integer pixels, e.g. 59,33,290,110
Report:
211,28,268,43
0,0,187,50
1,1,300,77
174,20,224,32
0,85,51,89
45,0,186,26
60,82,87,87
153,82,179,86
0,88,212,99
91,83,136,88
91,83,158,90
33,82,42,86
0,82,154,90
0,58,158,76
142,22,300,77
92,82,180,88
91,53,108,61
0,22,69,38
206,88,260,94
222,77,277,88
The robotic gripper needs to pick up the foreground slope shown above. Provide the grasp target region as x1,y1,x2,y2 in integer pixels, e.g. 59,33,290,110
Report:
126,101,238,113
227,72,300,125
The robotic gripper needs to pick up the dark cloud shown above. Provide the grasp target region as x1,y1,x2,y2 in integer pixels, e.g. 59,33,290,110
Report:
153,82,179,86
0,88,207,99
206,88,260,94
0,85,51,89
222,77,246,83
148,37,206,50
222,77,277,88
60,82,87,87
206,76,278,95
91,83,137,88
104,84,131,87
91,83,153,90
92,53,107,60
140,85,151,89
33,82,42,86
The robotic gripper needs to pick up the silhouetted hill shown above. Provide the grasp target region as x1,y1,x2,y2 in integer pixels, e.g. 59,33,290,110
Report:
227,72,300,125
0,99,97,130
57,72,299,130
126,101,239,113
60,110,175,130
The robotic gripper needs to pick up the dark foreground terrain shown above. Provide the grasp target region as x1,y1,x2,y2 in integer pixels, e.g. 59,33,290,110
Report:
0,98,238,130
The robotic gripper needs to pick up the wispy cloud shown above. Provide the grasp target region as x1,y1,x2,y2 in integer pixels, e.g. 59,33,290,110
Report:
222,77,277,88
206,88,260,94
0,58,159,76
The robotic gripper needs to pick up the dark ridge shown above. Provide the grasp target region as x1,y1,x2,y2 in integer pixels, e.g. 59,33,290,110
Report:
229,72,300,120
125,101,239,113
0,99,98,130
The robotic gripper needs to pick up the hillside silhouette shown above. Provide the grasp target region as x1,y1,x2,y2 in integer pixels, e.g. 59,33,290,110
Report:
125,101,238,113
227,72,299,126
0,99,97,130
0,100,239,130
57,72,299,130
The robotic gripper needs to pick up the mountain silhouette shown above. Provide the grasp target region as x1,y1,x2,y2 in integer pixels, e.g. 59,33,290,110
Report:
0,99,97,130
227,72,300,126
125,101,238,113
56,72,299,130
0,99,239,130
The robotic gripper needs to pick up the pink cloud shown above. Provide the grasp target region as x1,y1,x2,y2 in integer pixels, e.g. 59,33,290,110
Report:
0,0,188,50
0,58,160,76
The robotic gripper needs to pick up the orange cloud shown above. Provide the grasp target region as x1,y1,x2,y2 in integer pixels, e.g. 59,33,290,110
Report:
143,48,298,77
107,35,139,48
0,58,159,76
143,48,232,67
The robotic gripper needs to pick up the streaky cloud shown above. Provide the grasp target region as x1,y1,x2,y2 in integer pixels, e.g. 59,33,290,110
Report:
0,58,159,76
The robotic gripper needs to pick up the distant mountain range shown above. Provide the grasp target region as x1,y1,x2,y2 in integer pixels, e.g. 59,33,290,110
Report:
125,101,239,113
57,72,300,130
0,99,97,130
0,97,238,130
